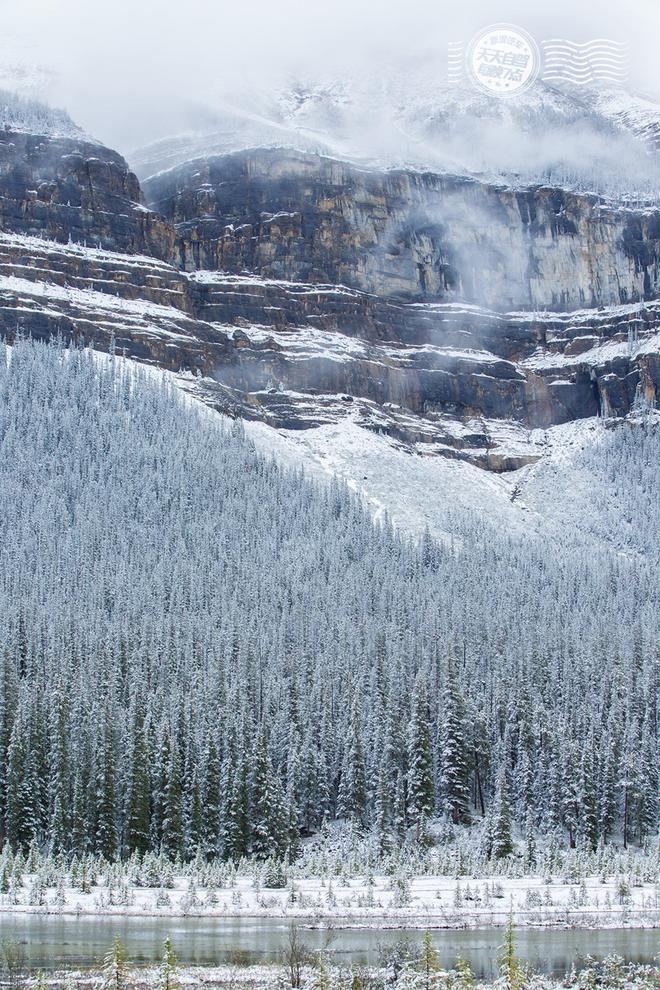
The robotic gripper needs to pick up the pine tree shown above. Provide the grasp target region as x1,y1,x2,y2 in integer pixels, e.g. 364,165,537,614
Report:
491,770,513,860
499,918,525,990
419,931,439,990
374,765,391,856
186,770,203,859
202,738,222,858
285,751,301,861
223,752,249,860
598,743,617,844
392,768,407,842
636,722,658,841
453,956,475,990
48,689,70,855
158,936,178,990
102,936,128,990
407,674,434,840
439,664,470,824
4,701,39,851
70,769,90,857
250,731,287,858
337,719,367,830
578,751,598,850
161,737,184,860
125,710,150,856
49,795,68,857
95,713,118,861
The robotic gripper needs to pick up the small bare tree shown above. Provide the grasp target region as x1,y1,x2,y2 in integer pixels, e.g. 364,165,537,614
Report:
0,939,26,990
282,924,311,989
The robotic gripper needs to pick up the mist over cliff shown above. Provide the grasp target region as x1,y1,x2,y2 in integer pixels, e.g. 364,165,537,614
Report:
2,0,660,173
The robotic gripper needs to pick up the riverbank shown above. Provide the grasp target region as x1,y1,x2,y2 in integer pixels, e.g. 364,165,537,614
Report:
6,955,660,990
2,873,658,929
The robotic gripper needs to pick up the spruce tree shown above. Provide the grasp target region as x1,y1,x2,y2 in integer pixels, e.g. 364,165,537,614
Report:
125,710,150,856
159,936,178,990
161,737,184,860
407,674,434,840
48,689,70,855
374,765,391,856
250,731,287,858
103,936,128,990
337,719,368,830
491,770,513,860
439,664,470,824
202,738,222,858
95,713,118,861
5,720,38,850
499,918,525,990
223,754,249,860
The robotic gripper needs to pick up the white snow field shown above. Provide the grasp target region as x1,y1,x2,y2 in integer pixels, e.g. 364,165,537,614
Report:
234,408,660,553
2,868,658,928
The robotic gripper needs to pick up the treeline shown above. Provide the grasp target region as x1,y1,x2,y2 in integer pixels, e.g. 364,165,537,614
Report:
0,89,83,139
0,340,657,862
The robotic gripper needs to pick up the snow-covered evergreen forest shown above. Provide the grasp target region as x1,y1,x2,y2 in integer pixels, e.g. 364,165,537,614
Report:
0,90,84,140
0,339,657,866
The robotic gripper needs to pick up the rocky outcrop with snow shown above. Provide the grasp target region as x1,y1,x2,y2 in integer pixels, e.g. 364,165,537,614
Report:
0,91,657,472
144,148,660,311
0,114,173,258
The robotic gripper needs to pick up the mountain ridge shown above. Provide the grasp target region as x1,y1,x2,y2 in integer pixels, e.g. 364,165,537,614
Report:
0,88,657,480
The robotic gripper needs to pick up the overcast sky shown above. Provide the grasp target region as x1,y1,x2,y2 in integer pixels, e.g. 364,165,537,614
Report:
1,0,658,152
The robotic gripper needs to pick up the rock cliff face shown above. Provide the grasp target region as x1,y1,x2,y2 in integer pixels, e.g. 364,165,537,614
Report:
144,149,660,311
0,124,657,471
0,130,173,259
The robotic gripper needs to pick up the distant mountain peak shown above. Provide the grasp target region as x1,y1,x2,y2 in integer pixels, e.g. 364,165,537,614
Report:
129,70,660,202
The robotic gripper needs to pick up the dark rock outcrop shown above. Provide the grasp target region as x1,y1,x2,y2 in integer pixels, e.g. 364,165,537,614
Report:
144,148,660,311
0,130,174,259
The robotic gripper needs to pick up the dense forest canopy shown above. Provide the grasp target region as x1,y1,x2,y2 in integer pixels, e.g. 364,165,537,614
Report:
0,339,657,863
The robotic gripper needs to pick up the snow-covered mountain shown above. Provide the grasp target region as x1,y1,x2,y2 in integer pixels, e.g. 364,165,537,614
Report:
131,72,660,202
0,82,657,490
0,65,657,876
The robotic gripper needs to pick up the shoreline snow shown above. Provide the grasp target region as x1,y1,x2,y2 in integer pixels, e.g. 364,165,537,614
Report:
2,873,658,930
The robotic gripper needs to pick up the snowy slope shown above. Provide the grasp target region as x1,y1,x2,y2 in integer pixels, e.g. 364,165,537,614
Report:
130,70,660,200
39,344,652,565
15,339,647,565
177,369,660,557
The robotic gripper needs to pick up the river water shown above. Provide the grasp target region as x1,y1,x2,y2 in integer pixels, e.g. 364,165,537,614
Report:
0,915,657,978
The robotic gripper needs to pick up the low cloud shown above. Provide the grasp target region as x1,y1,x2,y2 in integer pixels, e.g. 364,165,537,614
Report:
0,0,657,169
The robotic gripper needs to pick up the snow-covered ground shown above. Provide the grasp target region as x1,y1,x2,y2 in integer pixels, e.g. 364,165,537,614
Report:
2,871,658,928
230,410,659,553
239,417,525,540
19,958,660,990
